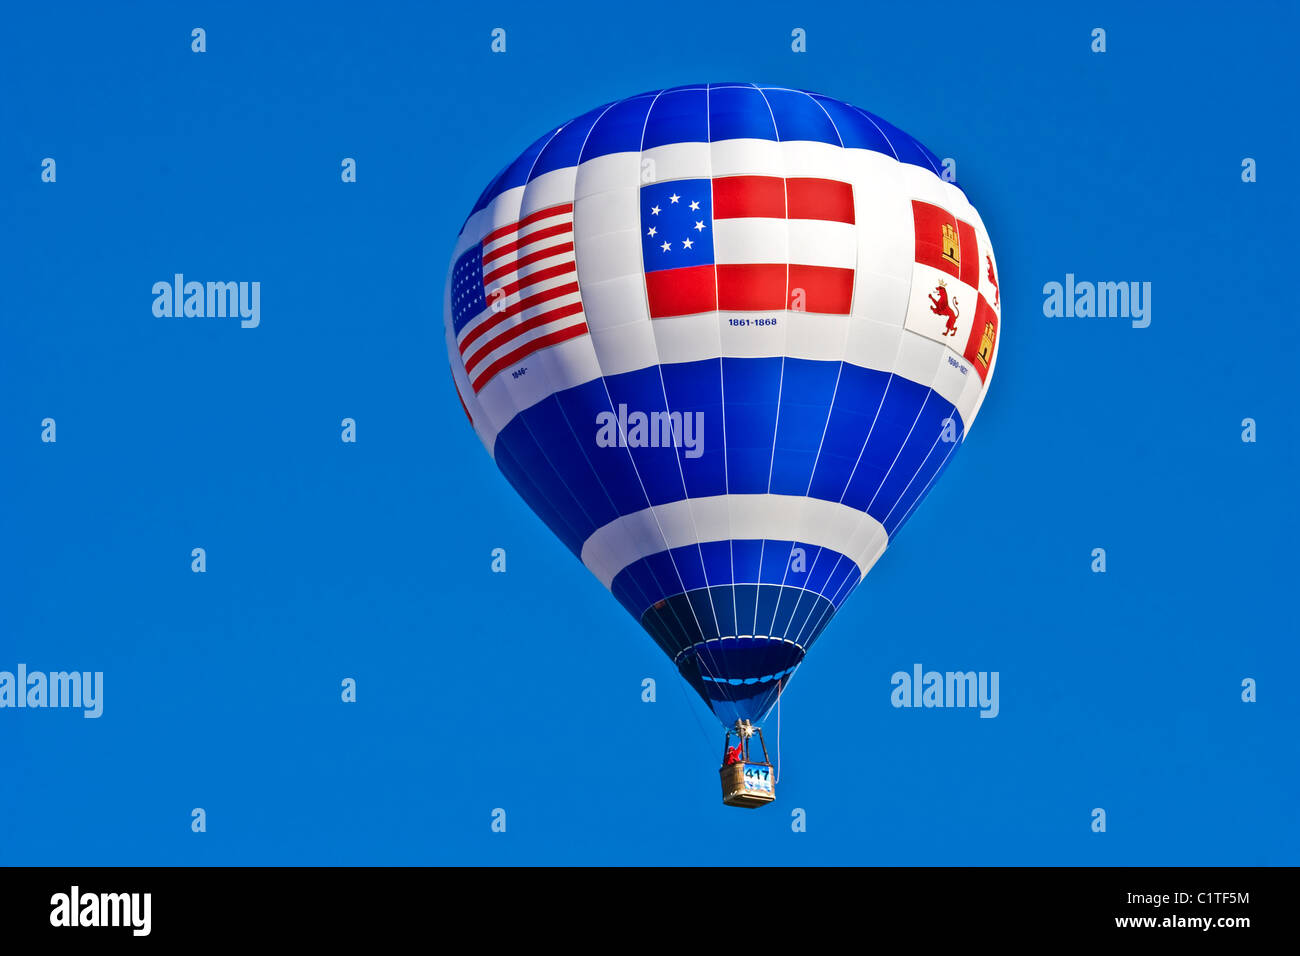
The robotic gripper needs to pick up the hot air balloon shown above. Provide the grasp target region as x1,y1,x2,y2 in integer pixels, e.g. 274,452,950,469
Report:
444,84,1000,806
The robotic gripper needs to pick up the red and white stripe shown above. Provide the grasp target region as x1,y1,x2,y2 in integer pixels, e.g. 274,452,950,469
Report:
457,203,588,392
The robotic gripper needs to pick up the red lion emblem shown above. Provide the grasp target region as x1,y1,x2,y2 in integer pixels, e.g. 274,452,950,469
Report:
986,255,999,306
928,281,960,337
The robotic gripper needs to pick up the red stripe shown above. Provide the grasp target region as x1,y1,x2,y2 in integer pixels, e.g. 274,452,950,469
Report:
464,300,584,375
786,178,855,223
481,221,571,266
717,263,787,310
483,240,574,285
712,176,785,219
788,264,854,314
482,204,574,246
957,219,980,288
646,265,717,318
471,321,589,392
491,260,575,300
459,281,580,353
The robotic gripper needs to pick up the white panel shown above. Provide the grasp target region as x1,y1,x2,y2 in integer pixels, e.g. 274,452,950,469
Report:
930,344,976,410
573,151,640,200
719,320,785,358
573,188,639,242
649,311,721,365
709,139,785,179
844,314,905,374
517,166,576,216
900,163,953,208
580,493,888,588
955,359,987,430
779,140,851,180
785,312,849,363
892,329,945,392
851,268,911,330
581,273,649,333
641,142,712,185
589,317,658,374
574,225,642,286
712,218,786,264
787,219,857,268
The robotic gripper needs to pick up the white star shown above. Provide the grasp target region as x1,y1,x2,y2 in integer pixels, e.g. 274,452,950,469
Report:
694,220,706,232
650,205,661,215
682,238,694,249
647,226,657,237
689,200,700,211
661,241,671,252
669,193,680,204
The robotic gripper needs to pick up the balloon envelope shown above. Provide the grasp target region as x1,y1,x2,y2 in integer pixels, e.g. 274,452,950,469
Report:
445,84,1000,728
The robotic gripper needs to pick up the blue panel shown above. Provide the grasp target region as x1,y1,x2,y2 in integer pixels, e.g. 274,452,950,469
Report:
808,364,892,501
760,87,841,145
529,104,608,180
840,376,932,512
731,540,763,583
641,178,715,270
867,110,942,175
770,358,839,496
810,94,896,155
492,423,589,554
553,382,648,518
883,410,965,536
660,360,726,499
601,365,690,506
868,392,958,526
642,88,709,150
723,357,781,495
579,94,656,161
708,84,778,142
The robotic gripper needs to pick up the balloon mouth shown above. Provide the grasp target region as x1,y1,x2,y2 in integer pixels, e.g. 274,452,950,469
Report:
675,636,806,727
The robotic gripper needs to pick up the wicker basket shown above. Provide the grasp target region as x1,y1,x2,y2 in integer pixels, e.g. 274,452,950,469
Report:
720,761,776,808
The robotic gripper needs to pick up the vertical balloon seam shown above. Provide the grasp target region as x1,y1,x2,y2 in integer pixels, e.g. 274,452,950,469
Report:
668,85,741,712
565,94,719,669
627,88,737,709
752,83,791,647
751,82,820,667
710,85,746,677
770,87,862,658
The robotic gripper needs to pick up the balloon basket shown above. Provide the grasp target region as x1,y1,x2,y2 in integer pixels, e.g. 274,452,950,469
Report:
720,761,776,808
719,720,776,808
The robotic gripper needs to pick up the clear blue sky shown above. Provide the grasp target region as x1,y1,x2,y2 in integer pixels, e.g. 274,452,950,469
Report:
2,1,1296,865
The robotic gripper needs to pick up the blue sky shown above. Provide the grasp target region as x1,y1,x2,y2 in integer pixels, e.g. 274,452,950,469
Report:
1,1,1296,865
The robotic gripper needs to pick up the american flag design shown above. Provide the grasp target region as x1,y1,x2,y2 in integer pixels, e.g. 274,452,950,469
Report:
451,202,587,393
